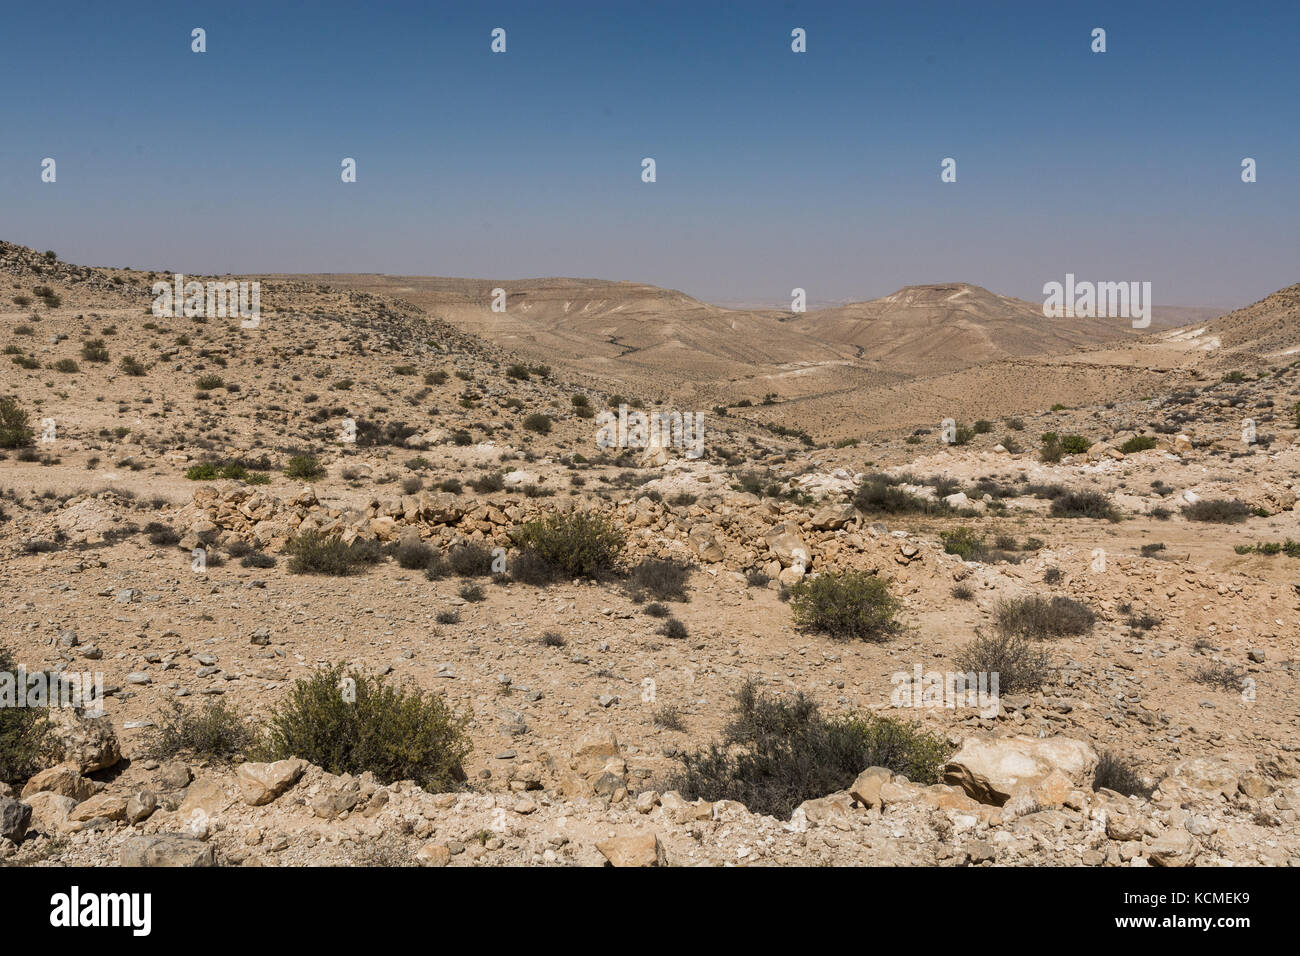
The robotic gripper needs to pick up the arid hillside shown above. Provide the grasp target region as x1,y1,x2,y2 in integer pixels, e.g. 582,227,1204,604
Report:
1,241,1298,870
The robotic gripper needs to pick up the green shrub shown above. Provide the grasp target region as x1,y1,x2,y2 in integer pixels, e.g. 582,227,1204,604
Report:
511,510,625,578
120,355,147,376
1119,435,1158,454
145,698,255,763
1049,489,1119,520
940,527,984,560
80,338,109,363
0,646,52,785
51,358,79,373
789,571,900,641
258,664,469,790
195,373,224,390
0,396,36,449
285,454,326,480
1181,499,1252,523
1039,432,1090,462
522,413,552,435
995,595,1095,640
669,681,951,818
853,475,938,514
285,530,381,575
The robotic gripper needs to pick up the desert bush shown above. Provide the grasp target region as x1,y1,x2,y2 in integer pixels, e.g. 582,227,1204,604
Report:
505,547,555,585
954,630,1051,693
1050,489,1119,520
285,530,380,575
1092,751,1152,797
394,538,434,570
1192,662,1245,692
51,358,79,373
626,558,690,602
145,698,255,762
995,595,1095,640
853,475,937,514
0,645,52,785
447,543,495,577
522,413,552,435
470,471,504,493
1039,432,1090,462
653,705,687,731
940,527,985,560
1181,499,1252,523
120,355,146,376
144,521,180,546
669,681,950,818
257,664,469,791
659,618,688,639
511,510,625,578
1119,435,1158,454
790,571,899,641
0,396,36,449
195,373,224,390
285,454,326,480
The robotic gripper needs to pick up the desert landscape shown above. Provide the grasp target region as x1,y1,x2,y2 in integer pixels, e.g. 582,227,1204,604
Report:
2,239,1297,869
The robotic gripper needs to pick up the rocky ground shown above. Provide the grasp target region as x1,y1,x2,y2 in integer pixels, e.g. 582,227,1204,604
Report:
1,242,1298,866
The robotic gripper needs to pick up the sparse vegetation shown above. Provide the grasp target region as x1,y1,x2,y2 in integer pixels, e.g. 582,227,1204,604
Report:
258,664,470,791
511,510,625,578
954,630,1051,693
789,571,899,641
146,698,255,763
0,645,51,785
994,595,1095,640
1181,499,1252,523
670,681,950,818
0,396,36,449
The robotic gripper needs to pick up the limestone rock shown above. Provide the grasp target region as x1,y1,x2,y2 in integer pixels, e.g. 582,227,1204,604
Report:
21,764,95,803
943,735,1098,806
46,710,121,774
120,834,216,867
236,759,307,806
596,833,665,867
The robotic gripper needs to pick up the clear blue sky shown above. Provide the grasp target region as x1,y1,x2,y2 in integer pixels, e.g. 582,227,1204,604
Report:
2,0,1296,309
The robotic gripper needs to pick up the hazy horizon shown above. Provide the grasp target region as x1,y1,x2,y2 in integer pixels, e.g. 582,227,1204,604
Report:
3,0,1296,311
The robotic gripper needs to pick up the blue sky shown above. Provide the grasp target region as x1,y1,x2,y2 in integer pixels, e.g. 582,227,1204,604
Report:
2,0,1296,308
